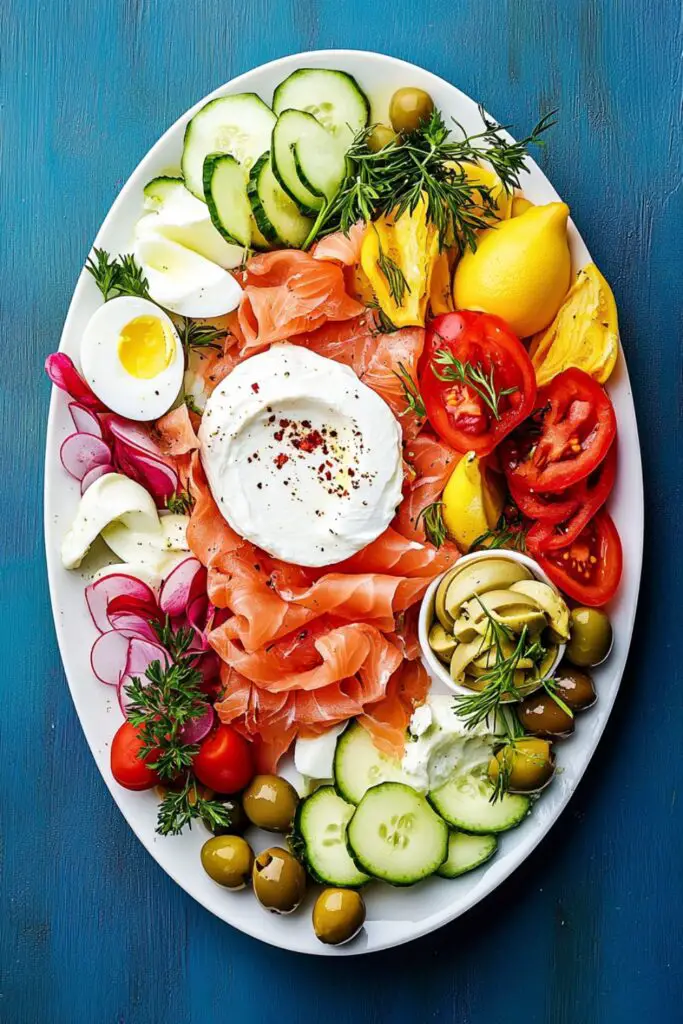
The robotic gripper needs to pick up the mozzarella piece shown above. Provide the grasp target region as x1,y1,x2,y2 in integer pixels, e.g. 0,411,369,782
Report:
199,345,404,567
61,473,159,569
294,724,346,781
101,512,190,570
135,233,243,318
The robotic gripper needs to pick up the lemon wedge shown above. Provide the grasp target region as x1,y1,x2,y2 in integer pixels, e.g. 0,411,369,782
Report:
441,452,505,552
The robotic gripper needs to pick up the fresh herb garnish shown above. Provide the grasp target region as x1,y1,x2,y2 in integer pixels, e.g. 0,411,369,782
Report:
470,514,529,553
393,362,426,418
431,349,517,420
184,393,203,416
86,248,151,300
303,106,555,251
367,300,398,334
374,228,410,306
166,489,194,515
178,318,227,353
416,501,447,548
157,776,233,837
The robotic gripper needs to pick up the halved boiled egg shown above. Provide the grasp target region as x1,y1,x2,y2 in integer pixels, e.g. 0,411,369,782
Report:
134,233,243,318
80,296,184,421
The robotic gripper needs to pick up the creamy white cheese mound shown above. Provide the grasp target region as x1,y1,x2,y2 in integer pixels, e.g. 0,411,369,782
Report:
402,695,503,793
199,345,404,567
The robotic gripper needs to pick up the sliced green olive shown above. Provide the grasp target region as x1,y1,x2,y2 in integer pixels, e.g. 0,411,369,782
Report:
488,738,555,793
566,607,613,667
367,124,397,152
510,580,570,641
435,566,461,630
553,663,597,710
428,622,457,662
444,559,532,621
449,636,494,683
389,87,435,134
518,693,575,737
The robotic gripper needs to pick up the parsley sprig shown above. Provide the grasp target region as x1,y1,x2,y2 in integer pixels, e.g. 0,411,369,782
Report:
431,349,518,420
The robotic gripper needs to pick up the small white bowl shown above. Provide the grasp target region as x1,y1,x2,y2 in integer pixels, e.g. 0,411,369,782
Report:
419,548,567,696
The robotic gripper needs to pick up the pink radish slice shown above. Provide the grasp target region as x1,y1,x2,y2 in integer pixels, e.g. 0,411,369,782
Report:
90,630,130,686
194,650,220,685
117,638,170,716
179,704,215,745
69,402,102,437
86,574,157,633
81,463,114,493
45,353,106,411
113,444,179,505
159,557,203,618
106,416,167,458
60,432,111,481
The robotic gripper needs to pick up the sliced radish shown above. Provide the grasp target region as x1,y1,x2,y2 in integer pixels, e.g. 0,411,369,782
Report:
81,463,114,493
118,638,170,715
60,433,111,481
69,402,102,437
106,416,166,457
159,556,203,618
179,704,215,745
85,574,157,633
45,352,106,410
90,630,130,686
114,444,179,505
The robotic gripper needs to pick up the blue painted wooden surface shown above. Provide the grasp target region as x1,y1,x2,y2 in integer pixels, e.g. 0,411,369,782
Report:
1,1,681,1020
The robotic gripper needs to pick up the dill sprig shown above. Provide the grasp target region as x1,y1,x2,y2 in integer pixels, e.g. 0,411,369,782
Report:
374,228,410,305
431,349,518,420
393,362,426,418
302,106,555,251
416,501,447,548
87,248,151,300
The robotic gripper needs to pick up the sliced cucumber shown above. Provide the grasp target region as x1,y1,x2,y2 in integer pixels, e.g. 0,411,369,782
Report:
294,786,370,888
334,722,406,805
429,767,530,834
347,782,448,886
271,110,325,213
272,68,370,146
293,129,347,201
437,831,498,878
181,93,276,199
142,176,185,206
247,152,313,247
203,153,254,248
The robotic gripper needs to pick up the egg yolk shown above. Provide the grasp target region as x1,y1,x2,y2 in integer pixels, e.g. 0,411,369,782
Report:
118,315,174,379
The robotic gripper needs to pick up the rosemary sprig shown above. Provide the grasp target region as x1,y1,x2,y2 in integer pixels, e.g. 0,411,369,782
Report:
166,489,194,515
375,228,410,306
87,248,151,300
416,501,447,548
431,349,517,420
393,362,426,418
302,106,555,251
178,318,227,353
157,776,233,837
367,300,398,334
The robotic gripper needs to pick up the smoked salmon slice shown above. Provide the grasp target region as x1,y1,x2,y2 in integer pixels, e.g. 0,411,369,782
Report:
154,405,200,456
394,433,461,542
237,250,364,354
358,659,431,758
312,222,366,266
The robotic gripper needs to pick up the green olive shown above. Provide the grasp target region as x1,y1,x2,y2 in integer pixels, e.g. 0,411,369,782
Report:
517,693,575,738
489,738,555,793
367,124,397,152
201,835,254,889
389,87,435,134
553,663,597,710
313,888,366,945
206,796,249,837
252,847,306,914
428,622,457,662
566,607,613,666
242,774,299,832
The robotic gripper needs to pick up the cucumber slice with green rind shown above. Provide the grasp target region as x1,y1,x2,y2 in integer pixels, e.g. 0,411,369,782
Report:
271,110,325,213
294,786,370,888
181,93,276,199
272,68,370,145
293,131,347,201
247,152,313,247
437,831,498,878
142,176,185,207
347,782,449,886
203,152,253,248
428,768,530,834
334,722,407,805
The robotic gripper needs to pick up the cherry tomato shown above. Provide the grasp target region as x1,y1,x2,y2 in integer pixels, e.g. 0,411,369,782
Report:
502,368,616,493
110,721,160,791
527,442,617,552
193,724,255,794
419,312,537,456
533,509,623,606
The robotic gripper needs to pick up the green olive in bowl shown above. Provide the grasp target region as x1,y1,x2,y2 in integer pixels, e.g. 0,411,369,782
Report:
566,607,613,667
252,847,306,914
389,87,434,134
201,836,254,889
243,775,299,832
313,888,366,945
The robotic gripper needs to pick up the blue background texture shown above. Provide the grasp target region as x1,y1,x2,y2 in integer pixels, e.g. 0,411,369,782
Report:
1,1,681,1022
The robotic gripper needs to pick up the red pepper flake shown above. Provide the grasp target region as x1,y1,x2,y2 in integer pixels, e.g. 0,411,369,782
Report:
251,382,260,393
273,429,284,441
292,429,323,453
274,454,289,469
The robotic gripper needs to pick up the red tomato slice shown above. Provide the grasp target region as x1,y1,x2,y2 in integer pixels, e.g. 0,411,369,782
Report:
502,368,616,493
527,442,618,552
534,509,623,606
193,724,255,794
507,473,582,523
419,312,537,456
111,721,160,791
